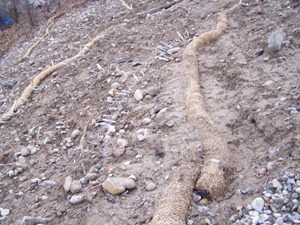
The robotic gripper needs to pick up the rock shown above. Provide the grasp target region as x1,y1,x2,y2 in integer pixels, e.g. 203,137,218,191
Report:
268,30,285,52
137,129,148,141
27,145,37,154
111,82,120,89
80,177,88,184
19,176,28,182
8,170,14,177
128,175,136,181
108,88,117,96
137,134,146,141
0,208,10,217
113,147,126,157
167,47,180,54
134,89,143,101
117,139,128,149
63,176,73,192
71,129,80,139
69,195,85,204
275,217,284,225
251,197,265,213
18,156,27,164
146,182,156,191
258,167,268,176
295,187,300,194
70,180,82,194
153,104,162,113
20,147,30,156
255,48,264,56
272,179,283,190
0,30,3,37
85,173,98,181
144,86,160,97
143,118,152,125
155,107,168,120
267,162,275,171
102,177,136,195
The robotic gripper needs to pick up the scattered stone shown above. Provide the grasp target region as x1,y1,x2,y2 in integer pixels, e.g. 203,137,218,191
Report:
20,147,30,156
255,48,264,56
111,82,121,89
143,118,152,125
146,182,156,191
63,176,73,192
18,156,27,164
19,176,28,182
128,175,136,181
8,170,14,177
85,173,98,181
144,86,160,97
69,195,85,204
80,177,88,184
27,146,37,154
272,178,283,190
113,147,126,157
0,208,10,217
136,129,148,141
102,177,136,195
251,197,265,213
70,180,82,194
71,129,80,139
268,30,286,52
134,89,143,101
117,139,128,149
155,107,168,120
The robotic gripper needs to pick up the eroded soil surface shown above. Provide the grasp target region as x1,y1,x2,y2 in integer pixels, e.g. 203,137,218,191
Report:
0,0,299,224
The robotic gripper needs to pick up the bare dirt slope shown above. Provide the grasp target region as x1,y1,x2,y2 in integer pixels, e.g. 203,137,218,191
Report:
0,0,299,224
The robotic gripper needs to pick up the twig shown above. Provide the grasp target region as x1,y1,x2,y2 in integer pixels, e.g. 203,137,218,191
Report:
0,163,14,166
217,189,236,202
82,184,102,196
139,0,182,18
177,31,185,41
119,0,133,10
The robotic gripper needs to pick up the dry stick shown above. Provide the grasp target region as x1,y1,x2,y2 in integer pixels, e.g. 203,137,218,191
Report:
139,0,182,18
0,33,106,124
21,12,66,60
119,0,133,10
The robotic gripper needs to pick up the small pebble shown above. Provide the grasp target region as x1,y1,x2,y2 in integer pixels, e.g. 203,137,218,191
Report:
134,89,143,101
69,195,85,204
146,182,156,191
70,180,83,194
71,129,80,139
20,147,30,156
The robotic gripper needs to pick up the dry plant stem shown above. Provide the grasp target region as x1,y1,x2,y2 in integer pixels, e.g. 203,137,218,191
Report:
22,12,66,60
119,0,133,10
19,216,52,225
0,34,105,124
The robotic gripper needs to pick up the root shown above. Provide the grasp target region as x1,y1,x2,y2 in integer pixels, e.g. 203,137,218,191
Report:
19,216,52,225
21,12,66,60
0,33,106,123
119,0,133,10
